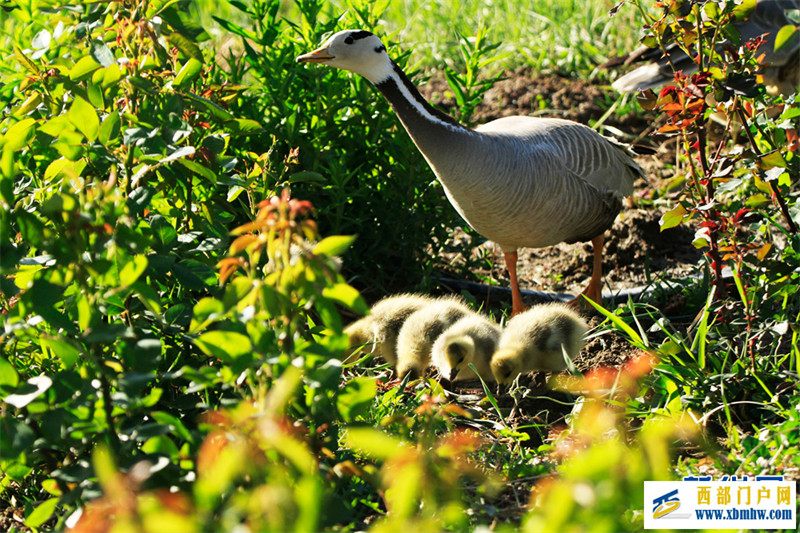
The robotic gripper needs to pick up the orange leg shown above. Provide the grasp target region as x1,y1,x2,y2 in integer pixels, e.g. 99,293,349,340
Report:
568,234,605,308
504,250,528,316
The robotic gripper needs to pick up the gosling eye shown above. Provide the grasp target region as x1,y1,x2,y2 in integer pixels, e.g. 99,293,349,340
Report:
454,355,464,367
344,36,354,45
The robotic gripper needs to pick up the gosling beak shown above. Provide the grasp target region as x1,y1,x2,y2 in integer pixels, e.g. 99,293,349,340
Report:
448,369,458,381
296,46,334,64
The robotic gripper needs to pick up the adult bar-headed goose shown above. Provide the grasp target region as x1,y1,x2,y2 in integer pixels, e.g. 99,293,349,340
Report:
610,0,800,97
297,31,644,313
490,303,588,385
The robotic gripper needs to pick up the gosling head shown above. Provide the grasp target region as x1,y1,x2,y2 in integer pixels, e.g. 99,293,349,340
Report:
296,30,392,84
490,349,522,385
445,341,470,381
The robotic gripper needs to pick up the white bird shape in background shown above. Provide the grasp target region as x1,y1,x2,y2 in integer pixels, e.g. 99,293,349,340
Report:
297,30,645,314
609,0,800,97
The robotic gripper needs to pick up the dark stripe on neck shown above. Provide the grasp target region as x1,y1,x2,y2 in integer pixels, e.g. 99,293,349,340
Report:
375,61,466,130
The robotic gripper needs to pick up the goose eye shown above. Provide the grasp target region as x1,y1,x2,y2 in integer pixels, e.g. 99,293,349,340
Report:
344,36,354,45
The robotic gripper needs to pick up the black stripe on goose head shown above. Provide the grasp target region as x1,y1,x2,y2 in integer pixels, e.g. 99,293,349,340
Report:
345,30,374,43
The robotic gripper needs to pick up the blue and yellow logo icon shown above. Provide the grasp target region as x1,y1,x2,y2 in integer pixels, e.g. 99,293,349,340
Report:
653,489,681,518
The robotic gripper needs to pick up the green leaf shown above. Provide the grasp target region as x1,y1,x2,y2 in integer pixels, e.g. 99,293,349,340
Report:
337,377,376,421
99,112,121,145
160,145,195,164
313,235,356,257
584,298,648,350
659,204,688,230
68,96,100,142
70,55,102,80
224,118,264,135
345,427,405,461
14,92,43,117
41,337,81,367
167,32,203,61
93,444,118,488
194,330,252,363
150,215,178,250
322,283,368,314
132,281,163,316
0,418,35,459
287,171,325,184
102,63,122,88
210,16,256,39
151,411,194,442
0,357,19,388
25,497,58,528
86,82,104,109
119,255,148,286
90,40,116,67
142,434,180,456
182,91,234,121
14,46,40,75
173,58,203,88
732,0,757,21
2,118,37,151
774,25,798,53
178,158,217,182
759,150,787,170
1,146,13,181
53,129,85,160
444,69,466,107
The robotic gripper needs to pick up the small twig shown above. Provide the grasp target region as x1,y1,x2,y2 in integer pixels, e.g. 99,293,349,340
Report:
735,107,798,235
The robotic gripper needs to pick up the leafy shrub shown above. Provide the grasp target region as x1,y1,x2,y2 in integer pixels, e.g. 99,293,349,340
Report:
213,0,464,297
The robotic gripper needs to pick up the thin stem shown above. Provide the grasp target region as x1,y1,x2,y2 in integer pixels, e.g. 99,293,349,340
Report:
735,107,798,235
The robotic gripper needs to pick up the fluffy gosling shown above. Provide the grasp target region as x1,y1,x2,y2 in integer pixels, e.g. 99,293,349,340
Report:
491,303,588,385
395,296,472,380
431,313,500,382
344,294,433,364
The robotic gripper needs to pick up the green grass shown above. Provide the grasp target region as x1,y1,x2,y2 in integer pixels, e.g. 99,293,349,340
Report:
193,0,646,78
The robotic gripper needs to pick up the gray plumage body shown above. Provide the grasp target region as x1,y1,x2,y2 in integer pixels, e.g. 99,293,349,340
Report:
430,313,500,382
415,116,640,249
395,296,472,379
491,303,588,384
344,293,433,364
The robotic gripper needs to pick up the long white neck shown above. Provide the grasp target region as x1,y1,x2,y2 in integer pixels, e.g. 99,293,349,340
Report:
370,61,481,171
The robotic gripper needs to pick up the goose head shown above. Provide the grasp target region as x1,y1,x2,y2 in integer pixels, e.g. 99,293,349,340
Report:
296,30,393,84
490,351,520,385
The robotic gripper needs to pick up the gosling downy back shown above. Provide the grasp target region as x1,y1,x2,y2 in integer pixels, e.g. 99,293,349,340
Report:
491,303,588,385
344,293,434,364
431,313,500,382
395,296,472,380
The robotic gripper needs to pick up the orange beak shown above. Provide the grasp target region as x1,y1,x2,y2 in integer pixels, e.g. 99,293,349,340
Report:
296,46,334,64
